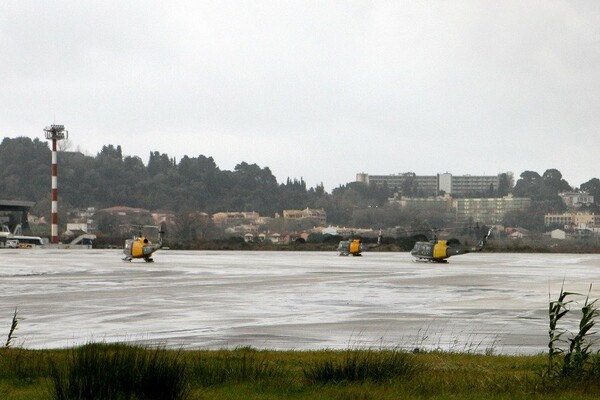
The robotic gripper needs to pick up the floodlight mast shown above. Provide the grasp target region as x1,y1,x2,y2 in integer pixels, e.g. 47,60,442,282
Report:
44,124,68,244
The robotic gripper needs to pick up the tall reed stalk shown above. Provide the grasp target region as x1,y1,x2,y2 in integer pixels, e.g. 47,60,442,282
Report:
548,286,572,375
562,284,599,377
547,284,600,379
4,307,18,348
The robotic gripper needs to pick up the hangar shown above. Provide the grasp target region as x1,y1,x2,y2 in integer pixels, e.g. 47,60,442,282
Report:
0,199,35,231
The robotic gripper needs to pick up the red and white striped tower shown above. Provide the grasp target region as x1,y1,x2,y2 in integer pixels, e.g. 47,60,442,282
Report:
44,124,67,244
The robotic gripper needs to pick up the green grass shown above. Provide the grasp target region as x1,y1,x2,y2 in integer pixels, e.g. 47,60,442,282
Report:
4,345,600,399
48,342,189,400
188,346,284,386
302,348,416,384
4,285,600,399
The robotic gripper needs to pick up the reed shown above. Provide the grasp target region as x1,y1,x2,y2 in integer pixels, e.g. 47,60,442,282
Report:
547,285,573,376
4,307,18,348
546,284,600,380
562,285,599,378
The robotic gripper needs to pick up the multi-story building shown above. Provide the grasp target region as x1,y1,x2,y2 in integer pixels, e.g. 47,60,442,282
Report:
357,172,505,197
544,212,600,228
439,173,501,196
558,192,594,208
212,211,260,226
357,172,438,196
283,208,327,226
388,194,454,211
452,196,531,224
388,194,530,224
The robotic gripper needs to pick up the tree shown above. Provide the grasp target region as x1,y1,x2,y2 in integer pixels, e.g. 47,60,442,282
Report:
173,210,217,243
513,171,542,199
580,178,600,203
401,175,418,197
98,144,123,160
541,168,572,197
313,183,325,197
147,151,175,176
512,169,571,201
0,137,50,201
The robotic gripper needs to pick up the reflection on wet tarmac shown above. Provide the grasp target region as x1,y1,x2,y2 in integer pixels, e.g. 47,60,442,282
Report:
1,250,600,354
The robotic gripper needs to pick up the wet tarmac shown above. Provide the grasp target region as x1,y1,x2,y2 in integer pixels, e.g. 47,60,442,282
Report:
1,249,600,354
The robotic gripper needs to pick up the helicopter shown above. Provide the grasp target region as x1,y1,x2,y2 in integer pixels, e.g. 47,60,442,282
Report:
337,230,382,256
410,227,494,263
122,225,165,262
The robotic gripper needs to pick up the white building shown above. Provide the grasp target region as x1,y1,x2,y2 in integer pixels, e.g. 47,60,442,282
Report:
559,192,594,208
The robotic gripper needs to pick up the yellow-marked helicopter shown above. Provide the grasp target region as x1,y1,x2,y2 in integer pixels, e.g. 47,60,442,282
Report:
337,230,382,256
122,225,165,262
410,227,494,263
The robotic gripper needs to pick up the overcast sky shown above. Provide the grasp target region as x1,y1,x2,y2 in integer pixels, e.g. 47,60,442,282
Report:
2,1,599,191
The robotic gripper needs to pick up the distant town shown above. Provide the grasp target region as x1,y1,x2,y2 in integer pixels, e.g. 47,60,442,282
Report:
1,136,599,251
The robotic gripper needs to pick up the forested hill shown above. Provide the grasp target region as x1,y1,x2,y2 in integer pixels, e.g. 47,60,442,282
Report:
0,137,386,225
2,136,600,230
0,137,309,213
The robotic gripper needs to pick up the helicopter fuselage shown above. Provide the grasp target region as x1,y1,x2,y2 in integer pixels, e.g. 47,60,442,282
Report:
123,236,160,262
410,239,460,263
337,239,364,256
410,227,494,263
337,231,382,256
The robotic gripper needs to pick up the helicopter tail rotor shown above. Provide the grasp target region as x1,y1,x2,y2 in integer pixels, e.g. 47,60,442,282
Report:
477,227,494,248
158,229,165,247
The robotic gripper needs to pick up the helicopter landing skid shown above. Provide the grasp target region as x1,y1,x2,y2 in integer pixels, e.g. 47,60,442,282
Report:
143,257,154,263
122,257,132,262
414,258,448,264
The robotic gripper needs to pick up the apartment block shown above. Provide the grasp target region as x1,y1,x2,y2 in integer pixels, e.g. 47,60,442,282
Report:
440,173,500,196
357,172,503,196
388,195,454,210
452,196,531,224
357,172,438,196
388,194,530,225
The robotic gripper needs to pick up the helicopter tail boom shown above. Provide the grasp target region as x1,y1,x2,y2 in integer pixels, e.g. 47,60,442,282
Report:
464,227,495,254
